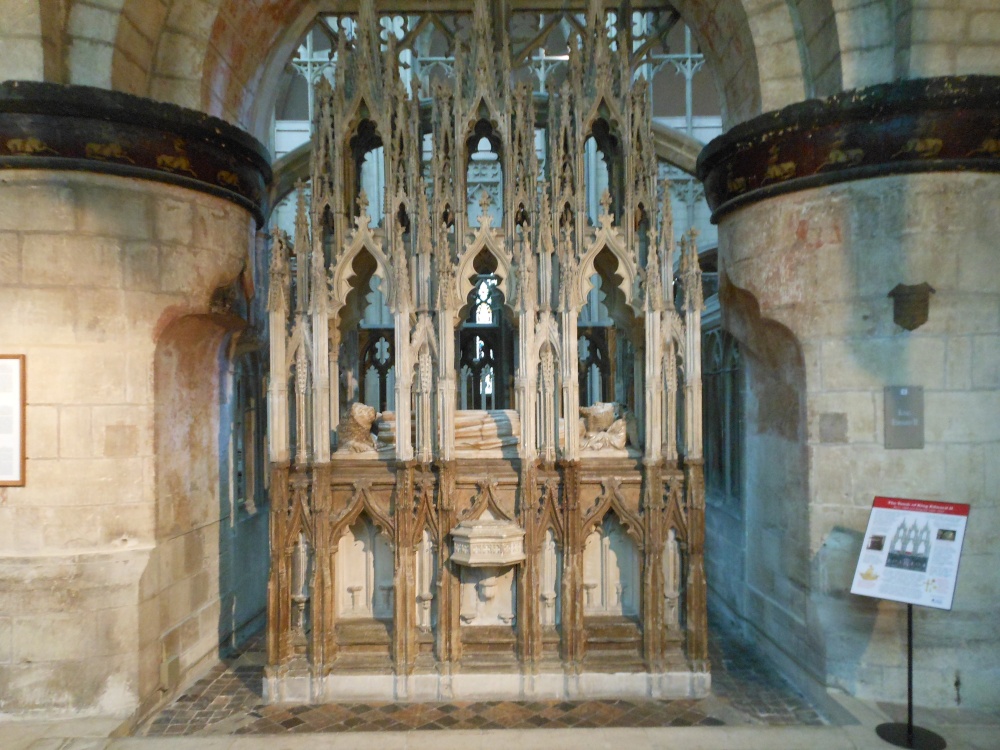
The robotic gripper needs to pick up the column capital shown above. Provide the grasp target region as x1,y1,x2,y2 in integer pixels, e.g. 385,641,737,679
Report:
698,75,1000,222
0,81,272,225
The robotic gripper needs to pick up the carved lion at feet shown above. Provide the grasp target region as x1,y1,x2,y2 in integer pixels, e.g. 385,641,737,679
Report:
336,402,379,453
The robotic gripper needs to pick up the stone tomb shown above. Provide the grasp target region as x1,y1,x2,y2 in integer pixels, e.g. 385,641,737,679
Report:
264,0,707,702
265,457,704,702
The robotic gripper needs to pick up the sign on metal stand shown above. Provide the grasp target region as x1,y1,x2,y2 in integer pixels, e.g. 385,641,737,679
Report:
851,497,970,750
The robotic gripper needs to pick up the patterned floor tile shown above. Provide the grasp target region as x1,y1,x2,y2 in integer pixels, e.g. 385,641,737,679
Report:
139,620,828,736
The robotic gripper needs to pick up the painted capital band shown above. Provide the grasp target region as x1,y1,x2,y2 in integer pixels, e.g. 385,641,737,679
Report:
697,76,1000,222
0,81,272,225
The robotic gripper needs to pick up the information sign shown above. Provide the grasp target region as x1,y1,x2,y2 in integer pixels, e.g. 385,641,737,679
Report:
0,355,26,486
851,496,969,610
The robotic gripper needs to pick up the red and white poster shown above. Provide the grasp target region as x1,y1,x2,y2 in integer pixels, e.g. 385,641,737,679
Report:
851,496,970,610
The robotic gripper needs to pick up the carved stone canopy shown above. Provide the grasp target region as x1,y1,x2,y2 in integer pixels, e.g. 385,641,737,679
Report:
450,518,526,567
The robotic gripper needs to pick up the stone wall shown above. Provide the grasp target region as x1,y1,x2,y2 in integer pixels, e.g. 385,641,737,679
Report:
0,170,266,715
903,1,1000,78
716,171,1000,710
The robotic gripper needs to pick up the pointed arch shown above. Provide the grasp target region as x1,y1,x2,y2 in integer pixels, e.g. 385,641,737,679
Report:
454,234,513,312
663,487,689,542
577,233,638,317
286,475,314,538
583,101,624,148
409,314,439,394
582,477,644,549
330,230,392,319
410,314,438,362
460,475,514,522
463,104,505,153
330,479,395,544
342,112,386,226
534,478,565,546
409,476,440,546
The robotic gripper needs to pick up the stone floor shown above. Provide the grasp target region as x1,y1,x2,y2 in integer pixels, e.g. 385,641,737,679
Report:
3,626,999,750
138,619,826,736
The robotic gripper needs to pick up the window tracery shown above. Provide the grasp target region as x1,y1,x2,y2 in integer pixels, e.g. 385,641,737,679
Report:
703,328,743,503
459,273,510,410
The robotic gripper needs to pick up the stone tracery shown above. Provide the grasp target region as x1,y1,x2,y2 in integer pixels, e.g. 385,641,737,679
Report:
266,0,706,701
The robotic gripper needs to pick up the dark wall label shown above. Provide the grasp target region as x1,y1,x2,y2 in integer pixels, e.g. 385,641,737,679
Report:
884,386,924,449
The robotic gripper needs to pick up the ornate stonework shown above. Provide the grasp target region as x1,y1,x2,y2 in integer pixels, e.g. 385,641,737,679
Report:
0,81,272,225
697,76,1000,222
266,0,707,702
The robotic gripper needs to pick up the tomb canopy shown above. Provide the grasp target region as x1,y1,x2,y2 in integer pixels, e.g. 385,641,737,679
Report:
265,0,707,701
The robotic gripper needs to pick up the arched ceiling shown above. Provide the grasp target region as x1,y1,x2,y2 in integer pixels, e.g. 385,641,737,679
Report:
9,0,999,140
99,0,824,140
15,0,987,147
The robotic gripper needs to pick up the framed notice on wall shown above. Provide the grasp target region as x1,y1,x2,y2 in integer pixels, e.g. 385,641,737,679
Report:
0,355,26,486
851,496,969,610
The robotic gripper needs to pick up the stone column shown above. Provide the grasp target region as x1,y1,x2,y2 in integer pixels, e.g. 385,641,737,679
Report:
697,76,1000,709
0,82,270,716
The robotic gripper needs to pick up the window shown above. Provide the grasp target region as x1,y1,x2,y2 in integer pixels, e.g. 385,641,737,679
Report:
232,352,264,515
703,329,743,502
459,271,512,410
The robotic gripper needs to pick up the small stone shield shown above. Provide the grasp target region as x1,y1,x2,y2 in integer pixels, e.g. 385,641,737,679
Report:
888,282,935,331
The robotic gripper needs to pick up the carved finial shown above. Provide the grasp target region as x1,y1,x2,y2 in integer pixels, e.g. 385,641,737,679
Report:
599,190,612,217
681,230,703,314
597,190,615,230
660,179,676,304
357,189,370,217
335,22,348,92
418,186,433,255
267,229,290,314
294,179,310,247
478,189,492,217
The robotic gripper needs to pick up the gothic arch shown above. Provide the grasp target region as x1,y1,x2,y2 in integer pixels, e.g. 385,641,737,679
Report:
330,481,395,544
329,229,392,320
454,234,513,313
409,477,440,546
460,476,515,523
583,99,624,146
266,118,709,222
581,479,644,549
534,480,565,546
577,234,638,318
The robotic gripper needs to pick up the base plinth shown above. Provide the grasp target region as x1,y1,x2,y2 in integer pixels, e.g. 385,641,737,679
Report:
876,722,947,750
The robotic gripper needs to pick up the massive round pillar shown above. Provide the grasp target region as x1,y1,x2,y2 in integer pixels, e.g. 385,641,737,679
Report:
698,76,1000,709
0,82,270,715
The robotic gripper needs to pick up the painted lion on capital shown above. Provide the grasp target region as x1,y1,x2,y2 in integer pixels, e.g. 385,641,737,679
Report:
336,402,379,453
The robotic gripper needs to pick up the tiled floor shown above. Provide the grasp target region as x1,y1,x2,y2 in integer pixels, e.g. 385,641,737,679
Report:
139,621,826,736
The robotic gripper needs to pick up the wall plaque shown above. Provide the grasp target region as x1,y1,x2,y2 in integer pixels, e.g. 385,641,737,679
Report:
0,355,26,486
885,386,923,449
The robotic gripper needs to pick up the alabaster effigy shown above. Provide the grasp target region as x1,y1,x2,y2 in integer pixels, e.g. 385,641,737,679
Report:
265,0,707,703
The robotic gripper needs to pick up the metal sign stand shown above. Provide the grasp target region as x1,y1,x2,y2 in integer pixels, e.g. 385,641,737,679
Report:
875,604,946,750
